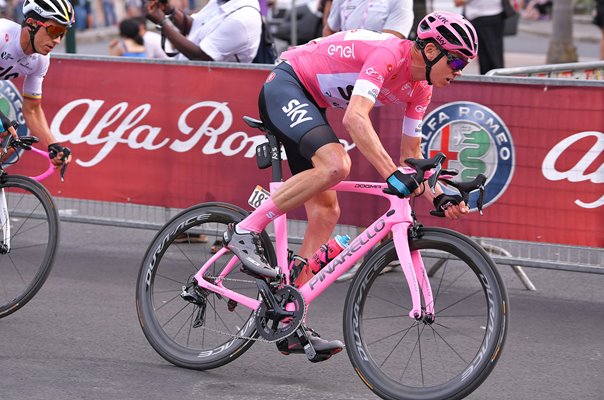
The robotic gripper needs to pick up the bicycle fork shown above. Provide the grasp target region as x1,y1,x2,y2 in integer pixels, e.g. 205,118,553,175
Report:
0,189,10,253
392,222,435,321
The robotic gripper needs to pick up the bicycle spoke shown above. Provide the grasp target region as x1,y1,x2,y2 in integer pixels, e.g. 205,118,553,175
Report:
9,219,48,239
136,204,278,369
366,292,410,311
156,292,186,313
437,289,483,315
345,229,507,399
0,177,59,319
154,272,188,287
427,325,469,364
366,323,416,348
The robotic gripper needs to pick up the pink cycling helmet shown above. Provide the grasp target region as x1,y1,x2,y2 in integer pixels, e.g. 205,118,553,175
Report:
417,11,478,59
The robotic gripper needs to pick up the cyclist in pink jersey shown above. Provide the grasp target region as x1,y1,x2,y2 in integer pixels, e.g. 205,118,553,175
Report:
223,11,478,359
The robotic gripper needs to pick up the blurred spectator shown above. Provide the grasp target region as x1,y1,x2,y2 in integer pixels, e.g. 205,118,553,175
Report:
0,0,7,18
145,0,262,62
133,16,169,58
323,0,413,39
408,0,427,40
594,0,604,59
522,0,552,20
74,0,94,30
126,0,143,17
272,1,323,45
109,18,146,57
318,0,331,31
12,0,26,24
456,0,505,74
103,0,117,26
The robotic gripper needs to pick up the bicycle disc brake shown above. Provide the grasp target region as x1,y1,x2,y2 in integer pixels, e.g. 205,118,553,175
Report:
255,283,305,342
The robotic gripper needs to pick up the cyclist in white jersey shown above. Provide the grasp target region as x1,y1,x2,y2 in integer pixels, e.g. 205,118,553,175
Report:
0,0,74,166
223,11,479,358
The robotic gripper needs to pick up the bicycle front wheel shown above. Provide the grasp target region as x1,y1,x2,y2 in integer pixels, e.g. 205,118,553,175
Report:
136,202,276,370
343,227,508,400
0,175,59,318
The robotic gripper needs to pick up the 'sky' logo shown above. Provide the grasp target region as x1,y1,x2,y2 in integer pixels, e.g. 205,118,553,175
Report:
282,99,313,128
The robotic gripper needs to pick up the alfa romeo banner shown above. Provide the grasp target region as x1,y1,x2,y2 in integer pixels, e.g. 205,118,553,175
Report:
3,58,602,247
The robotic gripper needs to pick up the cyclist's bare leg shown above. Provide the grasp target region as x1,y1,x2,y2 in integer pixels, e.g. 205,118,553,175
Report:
294,190,340,287
271,143,350,211
238,142,350,231
227,143,350,277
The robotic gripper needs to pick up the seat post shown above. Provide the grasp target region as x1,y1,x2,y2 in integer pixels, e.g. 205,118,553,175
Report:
266,132,283,182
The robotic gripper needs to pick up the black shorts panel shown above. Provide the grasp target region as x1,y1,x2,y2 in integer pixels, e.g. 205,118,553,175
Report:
258,63,340,174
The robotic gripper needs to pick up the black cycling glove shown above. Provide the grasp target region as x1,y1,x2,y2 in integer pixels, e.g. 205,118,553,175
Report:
386,170,419,198
0,111,11,132
433,193,463,212
48,143,72,160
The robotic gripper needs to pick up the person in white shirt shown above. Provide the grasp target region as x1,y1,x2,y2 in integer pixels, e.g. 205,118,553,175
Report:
133,17,168,59
323,0,414,39
455,0,505,74
145,0,261,62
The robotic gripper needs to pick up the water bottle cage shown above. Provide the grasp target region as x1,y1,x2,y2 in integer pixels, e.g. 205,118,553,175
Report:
289,255,308,282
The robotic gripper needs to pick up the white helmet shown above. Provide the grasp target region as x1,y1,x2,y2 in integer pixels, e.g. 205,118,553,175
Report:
23,0,75,27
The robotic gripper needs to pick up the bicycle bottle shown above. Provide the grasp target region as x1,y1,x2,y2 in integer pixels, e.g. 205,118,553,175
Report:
308,235,350,273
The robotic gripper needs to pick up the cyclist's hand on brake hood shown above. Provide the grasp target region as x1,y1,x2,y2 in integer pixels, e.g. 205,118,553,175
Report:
433,193,469,220
0,113,18,140
48,143,72,168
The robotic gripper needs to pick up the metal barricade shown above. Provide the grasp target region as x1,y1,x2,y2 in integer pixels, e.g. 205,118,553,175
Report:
486,60,604,80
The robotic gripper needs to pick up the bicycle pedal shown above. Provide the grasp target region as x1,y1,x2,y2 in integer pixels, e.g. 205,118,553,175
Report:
294,327,318,361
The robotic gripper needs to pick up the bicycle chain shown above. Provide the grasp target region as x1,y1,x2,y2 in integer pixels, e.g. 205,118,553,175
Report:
196,276,306,344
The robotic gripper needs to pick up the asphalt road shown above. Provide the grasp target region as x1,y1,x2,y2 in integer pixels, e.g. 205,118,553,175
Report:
1,221,603,400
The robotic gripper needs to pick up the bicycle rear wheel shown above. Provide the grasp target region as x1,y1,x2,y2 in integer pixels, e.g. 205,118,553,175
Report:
343,227,508,400
0,175,59,318
136,202,276,370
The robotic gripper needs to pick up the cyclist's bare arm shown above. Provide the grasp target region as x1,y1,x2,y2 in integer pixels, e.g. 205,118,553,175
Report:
147,0,190,34
146,0,213,61
343,94,398,180
23,97,71,166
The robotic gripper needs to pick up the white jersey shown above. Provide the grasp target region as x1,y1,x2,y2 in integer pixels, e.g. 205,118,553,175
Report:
327,0,414,38
0,18,49,99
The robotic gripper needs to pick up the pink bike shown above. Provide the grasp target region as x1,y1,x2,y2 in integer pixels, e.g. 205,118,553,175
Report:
0,134,66,318
136,117,509,400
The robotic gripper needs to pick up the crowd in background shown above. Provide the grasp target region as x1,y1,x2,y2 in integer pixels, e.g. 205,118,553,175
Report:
0,0,201,29
0,0,599,65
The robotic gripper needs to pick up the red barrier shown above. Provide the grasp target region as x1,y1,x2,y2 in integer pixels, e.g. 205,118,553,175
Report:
5,57,602,247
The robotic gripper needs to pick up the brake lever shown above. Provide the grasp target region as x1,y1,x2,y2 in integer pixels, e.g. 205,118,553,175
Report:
477,182,485,216
427,162,441,194
60,163,68,182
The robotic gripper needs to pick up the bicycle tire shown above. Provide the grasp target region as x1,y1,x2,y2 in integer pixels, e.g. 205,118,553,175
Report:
136,202,277,370
0,175,60,318
343,227,508,400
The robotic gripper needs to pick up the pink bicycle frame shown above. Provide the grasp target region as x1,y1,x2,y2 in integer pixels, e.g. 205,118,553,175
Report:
28,146,55,182
194,180,436,321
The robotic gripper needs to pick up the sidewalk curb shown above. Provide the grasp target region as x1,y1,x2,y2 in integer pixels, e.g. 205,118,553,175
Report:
518,16,601,44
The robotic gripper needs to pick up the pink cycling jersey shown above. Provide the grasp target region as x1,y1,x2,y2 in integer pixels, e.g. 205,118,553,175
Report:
281,29,432,136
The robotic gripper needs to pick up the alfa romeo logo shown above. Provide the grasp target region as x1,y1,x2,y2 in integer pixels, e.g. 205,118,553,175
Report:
421,101,515,212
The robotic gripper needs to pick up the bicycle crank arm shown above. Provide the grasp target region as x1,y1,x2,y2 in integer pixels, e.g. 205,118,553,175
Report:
295,327,318,362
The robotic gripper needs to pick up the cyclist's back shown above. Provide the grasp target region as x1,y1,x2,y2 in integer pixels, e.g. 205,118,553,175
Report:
280,29,431,118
